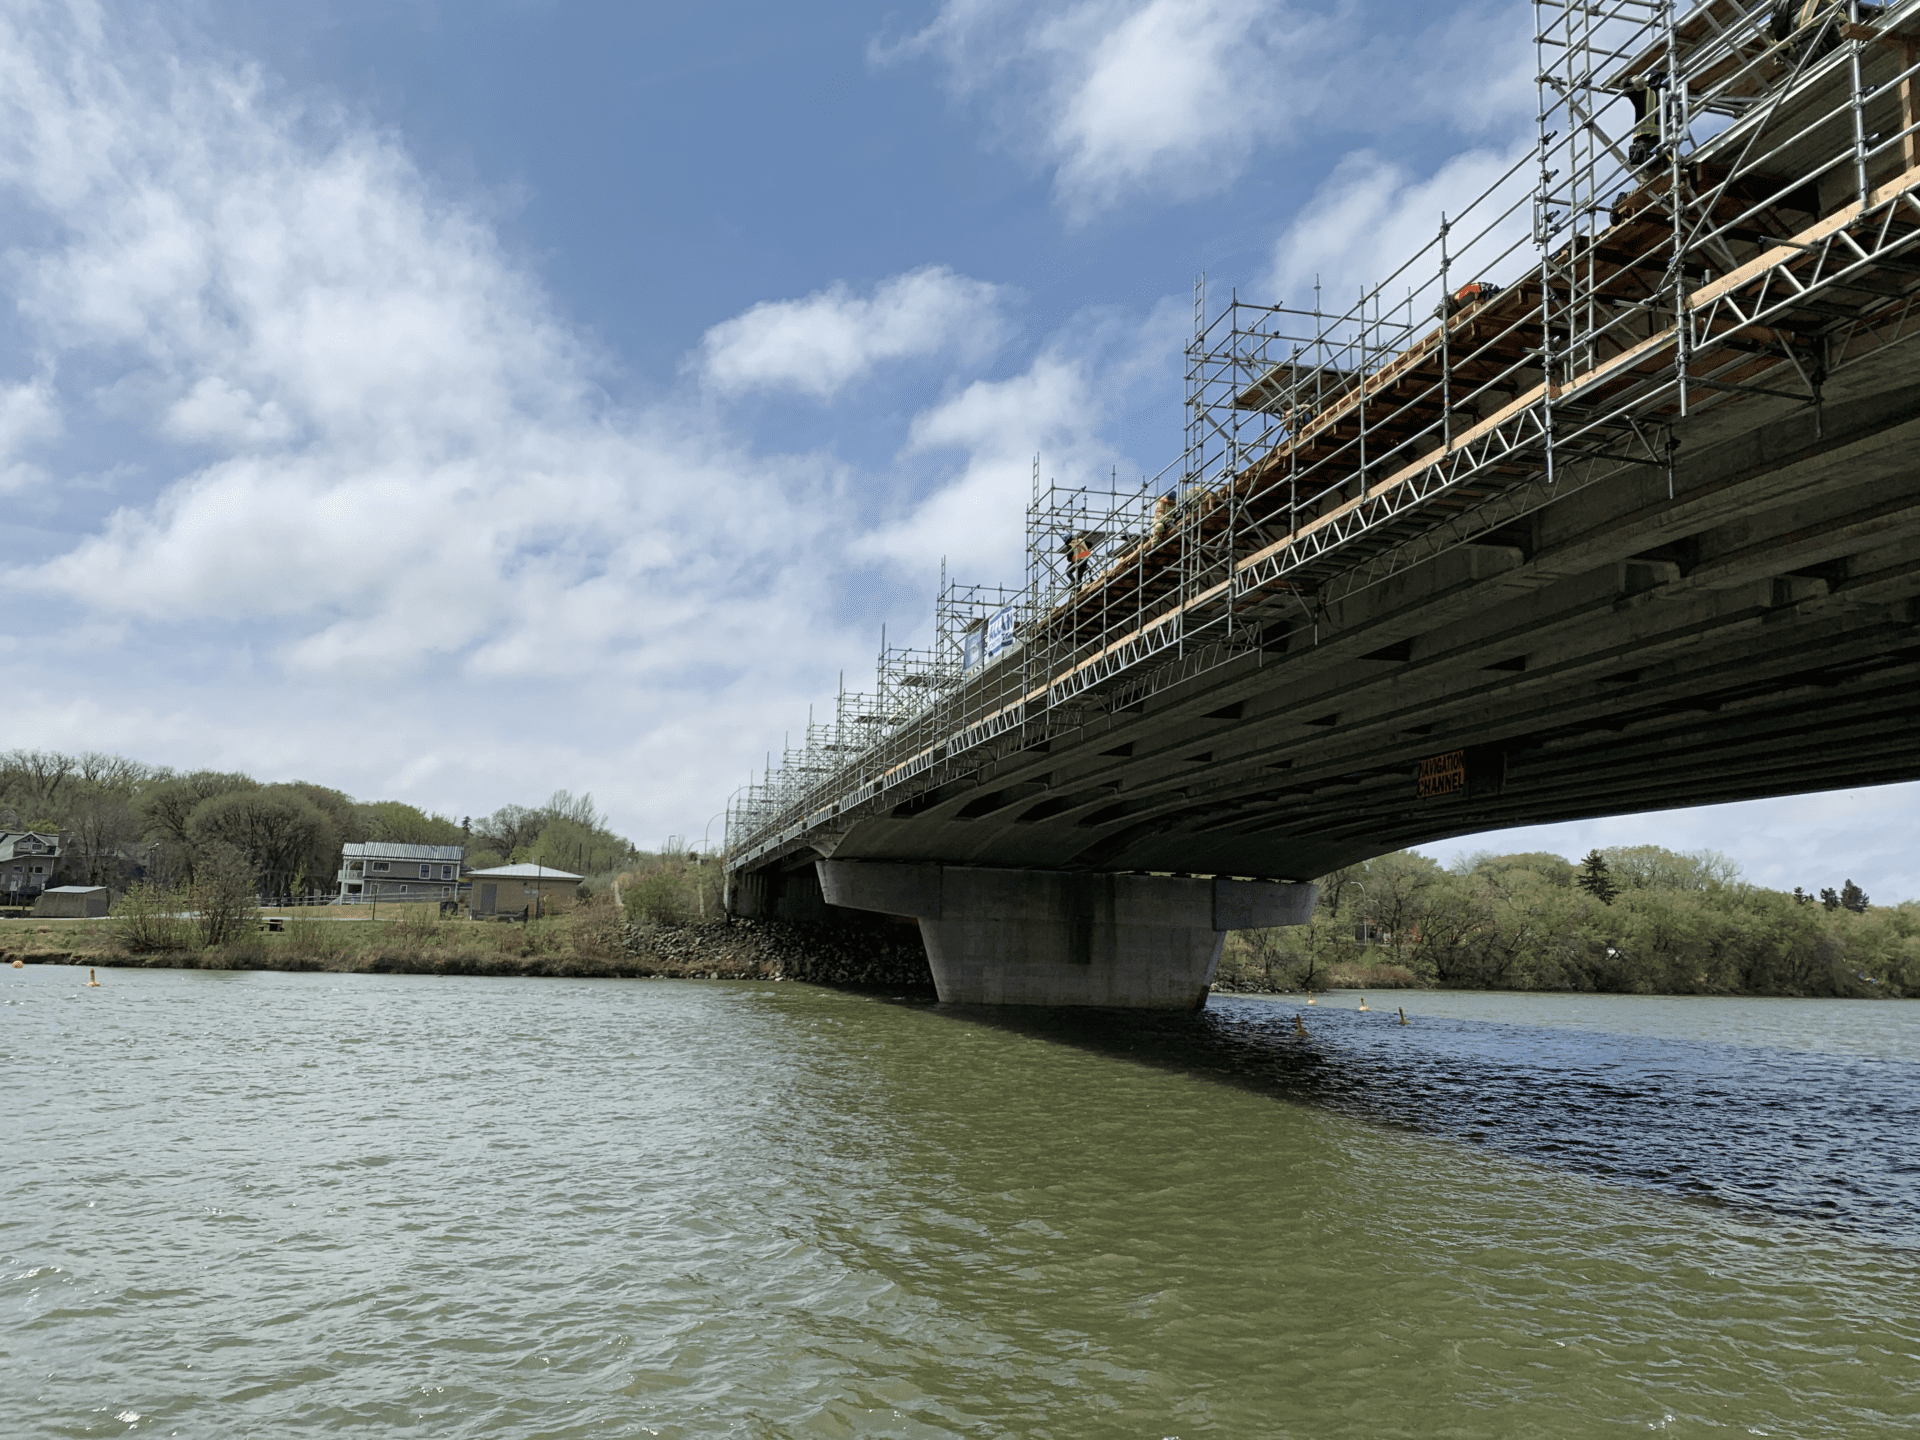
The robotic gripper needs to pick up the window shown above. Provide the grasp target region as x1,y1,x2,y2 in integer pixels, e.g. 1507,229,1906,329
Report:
419,864,430,879
398,884,408,894
371,861,390,873
440,865,453,879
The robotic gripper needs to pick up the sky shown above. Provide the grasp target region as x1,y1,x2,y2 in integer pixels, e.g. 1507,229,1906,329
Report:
0,0,1912,901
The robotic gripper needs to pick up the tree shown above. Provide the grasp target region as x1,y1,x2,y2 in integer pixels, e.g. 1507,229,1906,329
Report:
1603,844,1740,891
0,749,78,826
187,786,332,898
542,789,605,829
66,793,141,887
474,804,546,858
1841,879,1869,913
189,843,257,947
1577,849,1618,905
359,800,463,847
531,817,638,876
1351,851,1442,965
139,771,260,880
1820,886,1841,911
1315,864,1362,917
1792,886,1812,905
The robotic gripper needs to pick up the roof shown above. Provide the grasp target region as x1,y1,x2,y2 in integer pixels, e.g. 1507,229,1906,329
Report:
466,864,584,881
42,886,106,895
0,831,59,859
343,841,466,862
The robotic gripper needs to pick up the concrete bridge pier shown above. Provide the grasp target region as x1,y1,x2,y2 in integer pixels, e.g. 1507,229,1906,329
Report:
817,859,1315,1009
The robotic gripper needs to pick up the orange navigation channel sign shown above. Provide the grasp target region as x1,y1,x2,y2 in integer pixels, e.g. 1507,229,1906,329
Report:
1417,750,1468,799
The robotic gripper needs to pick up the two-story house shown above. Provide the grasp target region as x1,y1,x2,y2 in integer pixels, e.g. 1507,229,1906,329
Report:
337,842,466,905
0,832,60,901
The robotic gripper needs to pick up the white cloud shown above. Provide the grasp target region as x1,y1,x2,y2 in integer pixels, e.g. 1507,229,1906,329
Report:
895,0,1326,221
889,0,1535,222
1263,141,1535,326
162,376,294,446
854,350,1129,582
0,376,59,493
0,0,864,838
696,265,1011,401
852,292,1189,583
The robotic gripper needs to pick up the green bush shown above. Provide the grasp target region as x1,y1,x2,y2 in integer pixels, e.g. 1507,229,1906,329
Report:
285,913,347,961
1222,845,1913,997
627,866,693,925
189,843,257,948
113,882,186,953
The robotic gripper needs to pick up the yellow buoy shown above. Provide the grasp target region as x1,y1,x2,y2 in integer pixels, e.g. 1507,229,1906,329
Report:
1398,1006,1409,1025
1358,997,1369,1011
1306,991,1316,1005
87,968,101,987
9,958,21,969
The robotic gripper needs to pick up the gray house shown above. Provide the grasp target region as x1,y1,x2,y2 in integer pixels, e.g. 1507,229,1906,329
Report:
1,832,60,902
337,842,466,905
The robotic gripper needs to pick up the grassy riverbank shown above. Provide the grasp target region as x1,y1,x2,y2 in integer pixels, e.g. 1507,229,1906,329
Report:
0,899,931,989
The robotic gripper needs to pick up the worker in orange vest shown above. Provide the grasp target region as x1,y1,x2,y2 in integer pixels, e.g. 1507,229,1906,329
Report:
1440,280,1501,318
1063,531,1094,586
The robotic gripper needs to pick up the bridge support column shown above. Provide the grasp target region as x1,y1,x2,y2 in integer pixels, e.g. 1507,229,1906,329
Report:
817,860,1315,1009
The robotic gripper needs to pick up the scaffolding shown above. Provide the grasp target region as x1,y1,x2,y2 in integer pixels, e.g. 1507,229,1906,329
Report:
728,0,1920,870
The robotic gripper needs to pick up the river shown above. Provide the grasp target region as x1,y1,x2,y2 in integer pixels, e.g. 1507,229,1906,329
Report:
5,967,1917,1438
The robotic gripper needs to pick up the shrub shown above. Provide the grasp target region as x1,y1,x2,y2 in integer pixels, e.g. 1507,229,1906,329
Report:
114,881,186,953
285,913,346,961
627,865,695,925
189,843,257,948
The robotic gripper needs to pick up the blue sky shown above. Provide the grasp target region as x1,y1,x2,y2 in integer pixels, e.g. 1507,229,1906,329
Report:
0,0,1913,902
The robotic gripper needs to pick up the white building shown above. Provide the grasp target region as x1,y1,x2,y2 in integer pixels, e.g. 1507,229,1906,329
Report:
337,842,466,905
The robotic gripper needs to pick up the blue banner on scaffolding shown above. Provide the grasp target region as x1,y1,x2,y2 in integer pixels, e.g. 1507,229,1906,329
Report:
962,624,986,673
985,605,1018,661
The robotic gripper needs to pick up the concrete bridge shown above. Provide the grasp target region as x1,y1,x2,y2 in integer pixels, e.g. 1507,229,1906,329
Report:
726,0,1920,1008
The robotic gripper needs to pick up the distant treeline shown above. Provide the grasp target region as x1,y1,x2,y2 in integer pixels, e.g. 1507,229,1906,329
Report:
0,749,642,900
1219,846,1917,998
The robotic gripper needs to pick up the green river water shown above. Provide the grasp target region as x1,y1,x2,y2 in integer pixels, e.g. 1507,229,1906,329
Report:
4,966,1917,1438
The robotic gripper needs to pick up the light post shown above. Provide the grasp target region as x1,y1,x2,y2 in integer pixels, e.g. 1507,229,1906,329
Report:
696,810,728,920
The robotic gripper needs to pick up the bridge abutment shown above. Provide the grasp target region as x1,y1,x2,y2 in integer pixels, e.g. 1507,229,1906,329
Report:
817,860,1314,1009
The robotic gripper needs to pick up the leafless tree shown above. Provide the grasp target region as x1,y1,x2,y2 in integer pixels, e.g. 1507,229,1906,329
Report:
66,793,141,888
189,843,257,947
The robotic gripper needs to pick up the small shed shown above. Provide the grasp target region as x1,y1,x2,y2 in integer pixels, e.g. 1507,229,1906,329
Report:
33,886,110,919
467,864,584,918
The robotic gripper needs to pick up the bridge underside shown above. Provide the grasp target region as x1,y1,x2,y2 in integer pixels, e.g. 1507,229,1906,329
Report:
739,349,1920,912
